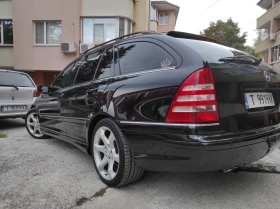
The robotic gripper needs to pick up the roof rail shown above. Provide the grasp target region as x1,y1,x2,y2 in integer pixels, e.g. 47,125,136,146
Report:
82,31,157,54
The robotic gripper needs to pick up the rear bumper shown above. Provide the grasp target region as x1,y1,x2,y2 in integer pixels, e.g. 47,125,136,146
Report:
120,122,280,172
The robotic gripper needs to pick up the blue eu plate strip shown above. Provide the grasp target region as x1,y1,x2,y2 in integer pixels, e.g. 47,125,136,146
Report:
244,94,249,109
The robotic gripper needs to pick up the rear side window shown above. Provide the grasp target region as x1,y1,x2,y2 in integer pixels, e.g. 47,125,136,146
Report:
0,72,34,87
176,39,244,63
53,62,77,88
117,42,176,75
75,50,104,84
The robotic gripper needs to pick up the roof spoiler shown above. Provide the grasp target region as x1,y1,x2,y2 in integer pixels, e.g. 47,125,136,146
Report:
166,31,222,45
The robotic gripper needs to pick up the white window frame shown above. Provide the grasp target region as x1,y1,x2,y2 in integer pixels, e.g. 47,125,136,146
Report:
94,23,116,45
271,45,280,63
0,19,13,45
159,13,169,25
82,17,133,44
34,21,62,45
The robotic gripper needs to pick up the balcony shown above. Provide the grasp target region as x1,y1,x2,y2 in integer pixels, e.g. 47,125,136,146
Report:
257,2,280,29
255,32,280,56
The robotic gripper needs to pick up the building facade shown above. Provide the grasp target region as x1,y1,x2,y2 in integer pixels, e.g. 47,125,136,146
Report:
255,0,280,69
0,0,179,85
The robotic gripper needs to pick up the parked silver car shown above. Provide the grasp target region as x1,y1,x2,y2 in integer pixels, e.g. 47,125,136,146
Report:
0,69,39,118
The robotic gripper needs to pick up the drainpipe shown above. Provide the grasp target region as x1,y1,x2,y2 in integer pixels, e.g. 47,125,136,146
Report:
148,0,151,31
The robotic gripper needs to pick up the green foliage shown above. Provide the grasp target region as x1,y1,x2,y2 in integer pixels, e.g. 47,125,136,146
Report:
243,45,264,58
200,18,247,50
76,196,89,206
0,133,7,138
254,29,264,44
93,187,107,197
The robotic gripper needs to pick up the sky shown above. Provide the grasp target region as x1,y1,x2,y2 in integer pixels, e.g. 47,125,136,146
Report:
168,0,265,46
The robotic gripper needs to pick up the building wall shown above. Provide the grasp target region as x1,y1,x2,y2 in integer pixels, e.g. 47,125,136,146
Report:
81,0,134,19
0,0,13,68
0,0,12,19
256,0,280,69
0,47,13,68
12,0,80,72
257,2,280,29
157,10,176,33
27,71,45,86
150,20,158,32
272,19,280,33
133,0,150,32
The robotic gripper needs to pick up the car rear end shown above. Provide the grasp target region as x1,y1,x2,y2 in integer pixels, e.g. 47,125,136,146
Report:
121,34,280,172
0,70,39,118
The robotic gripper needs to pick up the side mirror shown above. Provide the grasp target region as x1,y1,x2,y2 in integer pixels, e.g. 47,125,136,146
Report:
37,85,51,94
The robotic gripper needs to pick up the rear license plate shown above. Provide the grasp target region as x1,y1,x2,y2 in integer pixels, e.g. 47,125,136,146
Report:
244,92,275,109
1,105,27,112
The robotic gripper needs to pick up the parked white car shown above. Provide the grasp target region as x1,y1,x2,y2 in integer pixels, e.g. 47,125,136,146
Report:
0,69,39,119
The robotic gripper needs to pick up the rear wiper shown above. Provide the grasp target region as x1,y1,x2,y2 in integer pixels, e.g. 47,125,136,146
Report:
218,55,262,65
0,84,19,90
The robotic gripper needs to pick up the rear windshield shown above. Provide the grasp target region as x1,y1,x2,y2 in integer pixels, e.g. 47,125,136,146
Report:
176,38,247,63
0,72,35,87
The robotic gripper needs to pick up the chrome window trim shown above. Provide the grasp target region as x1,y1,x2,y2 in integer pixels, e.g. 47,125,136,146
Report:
119,121,220,127
113,66,176,79
58,66,176,91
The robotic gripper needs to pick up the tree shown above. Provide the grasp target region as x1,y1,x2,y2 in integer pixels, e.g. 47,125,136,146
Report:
200,18,247,50
254,29,264,45
243,45,258,57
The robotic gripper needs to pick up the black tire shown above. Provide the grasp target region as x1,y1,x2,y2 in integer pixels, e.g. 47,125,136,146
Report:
25,109,49,139
91,118,144,187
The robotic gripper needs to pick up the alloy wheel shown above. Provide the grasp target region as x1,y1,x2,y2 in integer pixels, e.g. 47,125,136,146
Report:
26,112,43,138
93,126,120,180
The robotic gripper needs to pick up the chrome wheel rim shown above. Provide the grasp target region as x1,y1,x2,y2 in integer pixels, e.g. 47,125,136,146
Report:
27,112,43,138
93,126,120,180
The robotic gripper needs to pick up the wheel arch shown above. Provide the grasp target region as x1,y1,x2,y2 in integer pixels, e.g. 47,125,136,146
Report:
86,112,115,155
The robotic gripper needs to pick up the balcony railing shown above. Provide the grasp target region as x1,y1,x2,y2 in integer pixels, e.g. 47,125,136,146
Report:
255,32,280,54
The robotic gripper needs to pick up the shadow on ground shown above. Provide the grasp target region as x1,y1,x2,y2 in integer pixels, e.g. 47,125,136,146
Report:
0,118,25,131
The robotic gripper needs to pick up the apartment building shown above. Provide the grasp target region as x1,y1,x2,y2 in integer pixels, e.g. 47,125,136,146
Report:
255,0,280,69
0,0,179,85
150,0,180,32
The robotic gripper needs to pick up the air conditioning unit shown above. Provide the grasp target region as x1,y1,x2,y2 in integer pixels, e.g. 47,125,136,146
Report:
60,43,77,53
269,33,277,41
80,43,95,53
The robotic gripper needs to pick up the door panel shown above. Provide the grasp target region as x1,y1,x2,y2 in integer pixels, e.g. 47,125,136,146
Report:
61,85,88,143
64,81,109,142
39,60,79,136
39,90,66,135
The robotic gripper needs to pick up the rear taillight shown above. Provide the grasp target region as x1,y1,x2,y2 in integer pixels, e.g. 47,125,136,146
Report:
33,89,41,97
166,68,219,123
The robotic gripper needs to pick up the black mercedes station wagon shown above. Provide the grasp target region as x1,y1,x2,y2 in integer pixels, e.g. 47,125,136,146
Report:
26,31,280,187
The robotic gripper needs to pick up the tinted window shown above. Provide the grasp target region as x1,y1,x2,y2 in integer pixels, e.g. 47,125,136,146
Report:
176,39,247,64
95,48,116,79
0,72,34,87
118,42,176,75
53,62,77,88
75,50,104,84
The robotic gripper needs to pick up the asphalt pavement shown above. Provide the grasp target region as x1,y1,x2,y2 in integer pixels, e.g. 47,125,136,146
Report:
0,118,280,209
